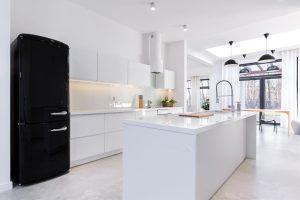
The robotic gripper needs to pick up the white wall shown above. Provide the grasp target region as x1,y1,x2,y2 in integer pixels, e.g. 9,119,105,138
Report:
11,0,173,111
11,0,143,62
209,60,223,110
0,0,12,192
164,41,188,110
187,57,212,79
70,81,171,110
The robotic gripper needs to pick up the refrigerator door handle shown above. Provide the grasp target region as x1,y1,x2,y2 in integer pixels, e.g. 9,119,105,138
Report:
51,126,68,132
50,111,68,116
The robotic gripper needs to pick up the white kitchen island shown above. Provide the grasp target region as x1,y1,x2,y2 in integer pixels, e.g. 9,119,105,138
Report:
122,111,256,200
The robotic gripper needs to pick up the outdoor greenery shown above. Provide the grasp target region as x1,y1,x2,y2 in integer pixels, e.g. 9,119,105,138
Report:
201,99,210,110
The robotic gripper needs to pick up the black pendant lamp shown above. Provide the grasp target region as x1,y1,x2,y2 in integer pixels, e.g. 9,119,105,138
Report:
224,41,238,67
239,54,251,74
267,65,280,71
258,33,275,64
267,50,280,71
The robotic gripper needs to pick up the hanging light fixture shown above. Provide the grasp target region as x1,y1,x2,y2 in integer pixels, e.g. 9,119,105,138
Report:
267,50,280,71
224,41,238,67
239,54,251,74
150,2,156,11
182,25,188,32
258,33,275,64
267,64,280,72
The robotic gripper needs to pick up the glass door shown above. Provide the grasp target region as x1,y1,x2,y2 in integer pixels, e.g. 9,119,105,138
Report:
240,79,260,109
263,78,282,122
240,76,282,124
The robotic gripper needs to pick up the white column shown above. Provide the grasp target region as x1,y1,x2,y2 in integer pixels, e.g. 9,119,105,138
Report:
164,41,188,111
191,76,200,112
209,60,223,110
0,0,12,192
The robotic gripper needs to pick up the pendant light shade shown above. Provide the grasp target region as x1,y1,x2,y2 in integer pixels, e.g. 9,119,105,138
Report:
258,33,275,64
267,50,278,71
239,54,251,74
225,59,238,67
258,54,275,63
224,41,238,67
267,65,280,72
239,67,250,74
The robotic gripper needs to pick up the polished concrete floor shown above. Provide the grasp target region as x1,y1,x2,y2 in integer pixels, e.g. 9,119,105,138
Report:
1,126,300,200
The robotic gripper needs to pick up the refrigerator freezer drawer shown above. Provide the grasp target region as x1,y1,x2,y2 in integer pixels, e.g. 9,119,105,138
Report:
14,121,70,185
22,106,69,124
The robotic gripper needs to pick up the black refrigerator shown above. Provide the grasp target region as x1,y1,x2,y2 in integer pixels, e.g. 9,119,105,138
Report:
11,34,70,185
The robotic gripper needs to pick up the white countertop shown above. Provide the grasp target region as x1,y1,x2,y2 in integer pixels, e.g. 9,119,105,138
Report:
71,107,183,115
123,111,256,135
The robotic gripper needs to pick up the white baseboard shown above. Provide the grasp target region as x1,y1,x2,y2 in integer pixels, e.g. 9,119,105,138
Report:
0,181,12,193
70,149,122,167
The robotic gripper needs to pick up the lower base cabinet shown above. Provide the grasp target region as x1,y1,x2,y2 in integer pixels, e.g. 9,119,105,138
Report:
70,107,183,166
70,134,105,163
105,131,122,152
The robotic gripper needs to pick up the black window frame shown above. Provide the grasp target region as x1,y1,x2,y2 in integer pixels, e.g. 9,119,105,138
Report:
199,78,209,90
240,74,282,125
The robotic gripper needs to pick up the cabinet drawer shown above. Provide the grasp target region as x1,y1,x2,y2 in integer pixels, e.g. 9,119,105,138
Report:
71,114,105,139
157,109,173,115
105,112,135,132
171,108,184,114
136,110,157,118
70,134,104,162
105,131,122,152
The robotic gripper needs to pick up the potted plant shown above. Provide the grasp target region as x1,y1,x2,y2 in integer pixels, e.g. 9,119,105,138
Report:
161,96,177,107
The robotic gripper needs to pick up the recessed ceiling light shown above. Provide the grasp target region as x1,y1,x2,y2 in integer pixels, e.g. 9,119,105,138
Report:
182,25,188,32
150,2,156,11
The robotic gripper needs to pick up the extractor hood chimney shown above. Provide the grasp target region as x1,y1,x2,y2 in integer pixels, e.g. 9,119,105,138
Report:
149,32,163,73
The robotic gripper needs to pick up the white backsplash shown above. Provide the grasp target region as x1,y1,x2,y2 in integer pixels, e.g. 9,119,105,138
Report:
70,80,173,110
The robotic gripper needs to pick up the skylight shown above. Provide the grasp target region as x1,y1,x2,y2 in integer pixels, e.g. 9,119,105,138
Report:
207,29,300,58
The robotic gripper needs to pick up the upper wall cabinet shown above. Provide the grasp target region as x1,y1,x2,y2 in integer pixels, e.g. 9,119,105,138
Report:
98,53,128,84
69,48,98,81
128,62,151,87
156,69,175,90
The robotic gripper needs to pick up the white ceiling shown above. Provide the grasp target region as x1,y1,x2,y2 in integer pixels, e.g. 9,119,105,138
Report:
208,29,300,58
68,0,300,61
187,56,211,78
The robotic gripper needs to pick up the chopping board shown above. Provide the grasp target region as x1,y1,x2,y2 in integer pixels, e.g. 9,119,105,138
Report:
179,112,214,118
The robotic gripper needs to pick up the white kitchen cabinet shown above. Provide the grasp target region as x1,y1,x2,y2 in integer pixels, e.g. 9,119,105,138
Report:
104,112,135,133
156,69,175,89
71,114,105,139
157,108,183,115
70,48,98,81
105,131,122,152
171,107,184,114
98,53,128,84
157,109,173,115
104,112,135,153
69,108,184,166
70,134,105,163
136,110,157,118
128,62,151,87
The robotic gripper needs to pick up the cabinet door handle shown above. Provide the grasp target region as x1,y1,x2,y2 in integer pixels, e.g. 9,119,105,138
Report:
51,126,68,132
50,111,68,116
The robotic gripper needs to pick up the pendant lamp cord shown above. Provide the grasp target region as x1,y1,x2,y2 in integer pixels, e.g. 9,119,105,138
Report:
264,33,269,54
229,41,233,58
266,37,268,54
